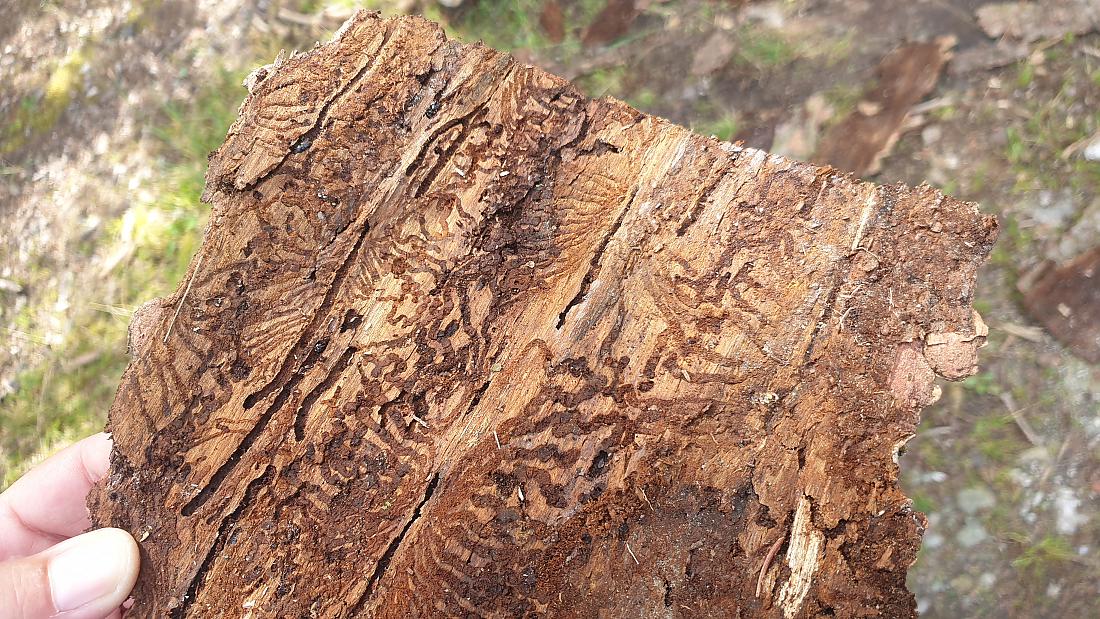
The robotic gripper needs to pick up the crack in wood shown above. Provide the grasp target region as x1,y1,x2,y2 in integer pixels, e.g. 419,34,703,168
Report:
675,167,729,237
172,466,274,619
293,345,359,441
555,186,637,329
182,220,372,517
351,472,441,612
799,186,894,367
408,66,518,199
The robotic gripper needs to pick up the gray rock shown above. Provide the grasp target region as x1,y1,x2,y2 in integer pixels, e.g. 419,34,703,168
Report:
956,519,989,547
957,485,996,514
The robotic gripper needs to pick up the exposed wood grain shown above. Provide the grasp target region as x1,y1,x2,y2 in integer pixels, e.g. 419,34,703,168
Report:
88,12,997,618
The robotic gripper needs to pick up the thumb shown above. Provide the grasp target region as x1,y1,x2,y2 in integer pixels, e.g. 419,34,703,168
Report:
0,528,139,618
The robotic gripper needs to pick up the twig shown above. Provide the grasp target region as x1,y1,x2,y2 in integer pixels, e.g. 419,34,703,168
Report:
999,392,1041,446
909,95,955,115
89,302,134,318
996,321,1044,342
164,252,204,343
1037,435,1071,490
1061,130,1097,159
2,327,50,346
493,430,501,449
626,543,640,565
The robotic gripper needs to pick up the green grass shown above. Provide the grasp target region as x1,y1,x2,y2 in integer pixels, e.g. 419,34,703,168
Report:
1,45,88,154
694,114,740,142
627,88,658,113
1011,535,1076,581
689,97,741,143
1002,52,1100,195
962,372,1000,396
436,0,620,61
1005,126,1027,166
987,213,1033,294
0,319,131,486
575,65,628,98
970,414,1024,464
732,27,798,69
1016,62,1035,89
0,67,245,486
911,493,936,514
821,82,863,125
104,67,244,320
443,0,553,52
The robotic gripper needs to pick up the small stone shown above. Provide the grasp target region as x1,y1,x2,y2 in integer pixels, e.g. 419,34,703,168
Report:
1054,488,1087,535
921,125,942,145
1083,134,1100,161
957,486,996,514
956,519,988,547
1030,189,1077,228
923,531,944,549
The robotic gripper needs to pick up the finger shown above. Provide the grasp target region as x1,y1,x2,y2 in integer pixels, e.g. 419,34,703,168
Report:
0,527,138,619
0,433,113,559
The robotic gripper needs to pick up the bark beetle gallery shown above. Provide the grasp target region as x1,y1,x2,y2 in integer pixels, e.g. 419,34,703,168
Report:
88,12,997,618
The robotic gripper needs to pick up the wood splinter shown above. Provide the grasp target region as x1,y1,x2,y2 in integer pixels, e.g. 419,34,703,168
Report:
756,534,786,599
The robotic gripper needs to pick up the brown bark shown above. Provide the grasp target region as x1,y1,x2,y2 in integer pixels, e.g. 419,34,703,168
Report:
88,12,997,618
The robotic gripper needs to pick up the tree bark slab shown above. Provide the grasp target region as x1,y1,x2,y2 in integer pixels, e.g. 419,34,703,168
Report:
88,12,997,618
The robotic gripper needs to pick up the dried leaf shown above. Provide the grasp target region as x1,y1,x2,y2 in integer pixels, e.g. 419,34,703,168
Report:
582,0,639,48
1022,246,1100,363
690,30,737,76
815,39,954,177
539,0,565,44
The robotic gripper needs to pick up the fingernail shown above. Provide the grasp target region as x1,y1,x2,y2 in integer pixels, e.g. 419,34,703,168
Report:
48,528,135,612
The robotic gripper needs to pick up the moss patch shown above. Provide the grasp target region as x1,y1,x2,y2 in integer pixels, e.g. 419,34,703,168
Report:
1,45,89,155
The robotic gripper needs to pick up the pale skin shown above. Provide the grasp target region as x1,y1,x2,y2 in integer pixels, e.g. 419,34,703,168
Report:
0,434,140,618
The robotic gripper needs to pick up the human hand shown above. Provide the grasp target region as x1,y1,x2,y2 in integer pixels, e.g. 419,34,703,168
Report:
0,433,139,618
